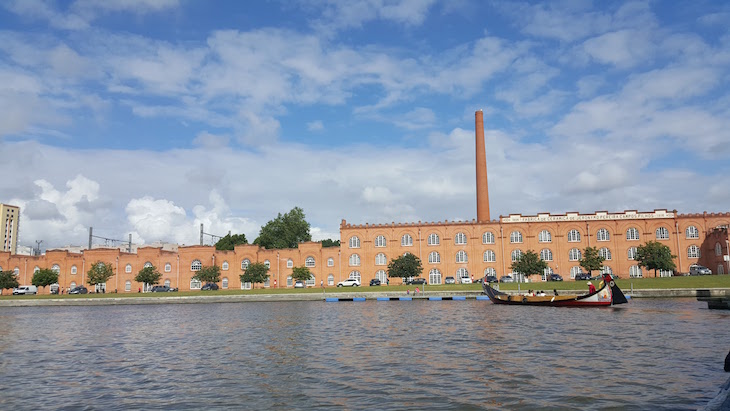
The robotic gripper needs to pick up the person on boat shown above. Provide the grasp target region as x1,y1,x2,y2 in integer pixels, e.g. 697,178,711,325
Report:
553,289,558,296
587,282,596,293
537,290,546,297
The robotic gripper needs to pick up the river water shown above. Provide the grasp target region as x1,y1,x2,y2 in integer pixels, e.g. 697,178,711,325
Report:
0,298,728,410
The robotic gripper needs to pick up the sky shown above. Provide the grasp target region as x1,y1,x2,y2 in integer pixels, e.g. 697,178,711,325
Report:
1,0,729,251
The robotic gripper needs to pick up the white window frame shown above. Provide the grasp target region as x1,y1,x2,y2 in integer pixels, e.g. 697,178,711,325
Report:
71,265,77,275
287,259,294,268
190,279,202,289
428,251,441,264
164,263,172,272
511,249,522,262
454,232,467,245
125,280,131,291
569,248,581,261
125,264,132,273
656,227,669,240
510,231,523,244
626,227,640,241
483,250,496,263
222,261,229,271
305,256,315,267
327,274,334,286
455,250,468,263
629,265,642,278
349,236,360,248
375,253,387,265
222,277,229,289
687,245,700,258
428,233,440,246
428,268,442,285
241,259,250,269
191,260,202,271
349,254,361,266
538,230,551,243
482,231,495,244
599,247,612,260
685,226,699,239
540,249,553,261
596,228,610,242
375,235,387,247
567,229,581,242
327,258,334,267
401,234,413,246
628,247,637,260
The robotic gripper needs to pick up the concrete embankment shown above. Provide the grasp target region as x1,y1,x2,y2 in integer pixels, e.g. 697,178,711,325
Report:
1,288,728,307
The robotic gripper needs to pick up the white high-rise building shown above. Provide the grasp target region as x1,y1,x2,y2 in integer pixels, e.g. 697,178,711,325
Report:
1,204,20,254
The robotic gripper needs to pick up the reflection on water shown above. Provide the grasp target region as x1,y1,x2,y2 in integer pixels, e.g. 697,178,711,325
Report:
0,298,728,410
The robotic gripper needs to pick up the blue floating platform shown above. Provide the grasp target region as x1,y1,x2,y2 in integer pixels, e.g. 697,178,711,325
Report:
399,297,412,301
429,296,442,301
453,296,466,300
476,295,490,301
353,297,366,302
377,297,390,301
325,298,339,302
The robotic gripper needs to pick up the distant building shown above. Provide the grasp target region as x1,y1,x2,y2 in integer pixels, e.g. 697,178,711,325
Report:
1,204,20,255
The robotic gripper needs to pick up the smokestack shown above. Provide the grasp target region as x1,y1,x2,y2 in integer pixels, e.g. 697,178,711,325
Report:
475,110,490,222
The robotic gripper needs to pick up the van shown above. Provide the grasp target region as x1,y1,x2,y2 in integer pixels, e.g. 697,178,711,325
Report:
12,285,38,295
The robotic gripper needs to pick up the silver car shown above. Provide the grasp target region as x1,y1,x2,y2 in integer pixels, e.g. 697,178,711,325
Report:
689,265,711,275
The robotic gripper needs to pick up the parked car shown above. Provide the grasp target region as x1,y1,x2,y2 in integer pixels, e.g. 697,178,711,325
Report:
369,279,381,286
50,283,60,294
294,280,305,288
499,275,514,283
548,274,563,281
460,277,472,284
689,265,711,276
12,285,38,295
67,285,88,294
201,283,219,291
574,273,591,281
150,285,177,292
337,278,360,287
408,278,427,285
485,275,498,283
444,276,456,284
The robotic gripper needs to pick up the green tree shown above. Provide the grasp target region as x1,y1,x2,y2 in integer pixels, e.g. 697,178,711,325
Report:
387,253,423,283
32,268,59,291
580,246,605,276
0,270,19,295
291,266,313,283
320,239,340,248
509,250,547,281
193,265,221,284
240,262,269,289
636,240,677,277
87,261,115,287
135,265,162,289
253,207,312,249
215,233,248,250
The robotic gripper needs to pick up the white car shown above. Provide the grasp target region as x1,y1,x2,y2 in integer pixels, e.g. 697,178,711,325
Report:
294,281,305,288
460,277,472,284
337,278,361,287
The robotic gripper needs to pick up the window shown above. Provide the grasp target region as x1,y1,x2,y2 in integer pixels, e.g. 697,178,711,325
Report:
687,245,700,258
511,249,522,262
569,248,581,261
287,276,293,286
349,254,361,266
305,257,315,267
596,228,610,242
401,234,413,246
71,265,77,275
164,263,171,272
483,250,496,263
349,236,360,248
33,266,39,273
376,270,388,283
51,264,60,273
655,227,669,240
510,231,523,243
570,266,582,279
191,260,202,271
429,269,442,285
454,232,467,245
190,279,202,289
456,267,469,280
69,281,76,288
716,242,723,256
327,258,334,267
327,274,334,286
14,267,19,275
482,231,495,244
484,267,496,276
264,260,270,268
264,277,270,287
242,281,251,290
305,276,315,287
456,250,468,263
125,280,131,291
428,251,441,264
287,259,294,268
222,278,229,289
629,265,642,278
540,249,553,261
164,279,171,287
658,269,673,277
222,261,229,271
375,235,387,247
144,262,153,268
538,230,552,243
375,253,387,265
349,271,361,282
427,233,440,246
567,229,581,242
241,259,250,269
628,247,637,260
125,264,132,273
685,226,699,239
601,266,613,275
599,247,612,260
626,227,640,241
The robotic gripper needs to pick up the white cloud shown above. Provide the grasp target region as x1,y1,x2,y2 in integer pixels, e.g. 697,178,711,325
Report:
307,120,324,132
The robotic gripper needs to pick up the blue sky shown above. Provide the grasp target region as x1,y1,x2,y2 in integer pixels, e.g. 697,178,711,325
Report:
1,0,729,250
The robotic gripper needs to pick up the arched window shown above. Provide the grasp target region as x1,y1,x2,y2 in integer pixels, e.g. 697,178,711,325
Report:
375,235,387,247
305,256,315,267
327,274,334,286
601,266,613,275
164,263,171,272
482,231,495,244
327,258,334,267
190,278,202,289
401,234,413,246
287,259,294,268
511,249,522,262
126,264,132,273
655,227,669,240
164,279,171,287
540,249,553,261
569,248,581,261
454,232,467,245
241,259,250,269
287,276,293,286
264,260,270,268
567,229,581,242
599,247,612,260
685,226,699,239
428,251,441,264
687,245,700,258
570,266,582,279
628,247,638,260
71,265,77,275
69,281,76,288
538,230,552,243
375,253,387,265
349,236,360,248
484,267,496,277
456,268,469,281
626,227,640,241
483,250,496,262
349,254,361,266
14,267,20,276
222,278,229,289
144,262,153,268
125,280,131,291
629,265,642,278
349,271,361,282
716,242,723,256
33,266,40,273
428,233,440,246
510,231,523,243
596,228,610,242
222,261,229,271
455,250,468,263
429,269,442,285
51,264,60,273
376,270,387,283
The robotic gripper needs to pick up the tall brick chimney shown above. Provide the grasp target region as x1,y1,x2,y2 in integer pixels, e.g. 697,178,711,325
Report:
475,110,490,222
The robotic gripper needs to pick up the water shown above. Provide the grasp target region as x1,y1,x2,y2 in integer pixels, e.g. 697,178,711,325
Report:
0,298,728,410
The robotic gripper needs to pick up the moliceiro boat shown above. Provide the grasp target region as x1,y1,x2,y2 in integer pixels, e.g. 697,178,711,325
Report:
482,273,628,307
